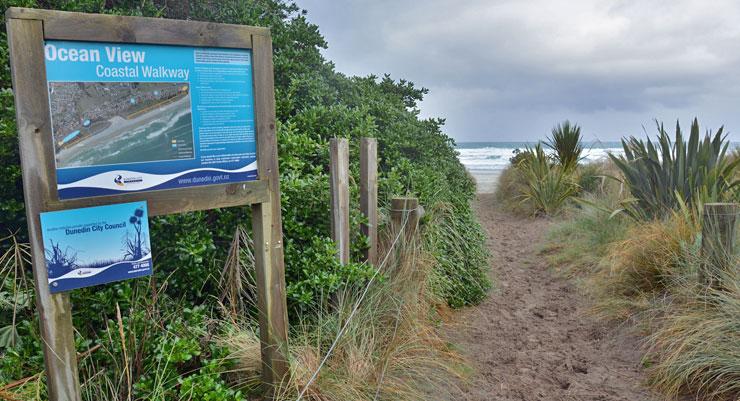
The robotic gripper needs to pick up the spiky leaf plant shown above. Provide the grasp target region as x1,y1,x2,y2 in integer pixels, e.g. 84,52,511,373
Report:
520,143,579,216
609,118,739,220
546,120,584,172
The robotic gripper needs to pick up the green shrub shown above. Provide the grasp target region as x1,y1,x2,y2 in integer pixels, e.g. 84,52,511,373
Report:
609,119,739,220
424,203,490,307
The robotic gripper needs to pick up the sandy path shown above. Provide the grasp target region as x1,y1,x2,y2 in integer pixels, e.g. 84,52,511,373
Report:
445,194,655,401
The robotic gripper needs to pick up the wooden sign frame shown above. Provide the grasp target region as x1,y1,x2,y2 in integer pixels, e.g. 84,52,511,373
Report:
5,8,289,400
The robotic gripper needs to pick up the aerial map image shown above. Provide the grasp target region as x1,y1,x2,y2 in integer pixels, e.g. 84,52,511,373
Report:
48,82,195,168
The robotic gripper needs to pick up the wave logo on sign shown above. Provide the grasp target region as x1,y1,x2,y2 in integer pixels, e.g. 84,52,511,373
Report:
113,174,143,187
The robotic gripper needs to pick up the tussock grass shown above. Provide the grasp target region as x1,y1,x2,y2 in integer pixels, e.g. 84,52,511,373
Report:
220,224,466,401
423,202,491,307
647,277,740,400
602,214,696,295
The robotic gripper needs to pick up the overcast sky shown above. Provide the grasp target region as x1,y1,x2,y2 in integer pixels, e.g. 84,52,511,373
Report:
297,0,740,142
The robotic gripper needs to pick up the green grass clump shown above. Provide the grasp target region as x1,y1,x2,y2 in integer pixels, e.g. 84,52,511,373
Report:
545,191,632,277
647,281,740,400
424,203,491,308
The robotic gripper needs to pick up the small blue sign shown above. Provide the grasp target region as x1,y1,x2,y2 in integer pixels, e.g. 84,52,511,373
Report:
40,201,152,293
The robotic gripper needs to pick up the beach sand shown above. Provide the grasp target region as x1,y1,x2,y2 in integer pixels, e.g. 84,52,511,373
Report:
441,194,656,400
468,169,502,194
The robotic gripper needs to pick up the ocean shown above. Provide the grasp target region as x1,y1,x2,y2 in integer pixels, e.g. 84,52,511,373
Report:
455,141,625,193
456,141,624,172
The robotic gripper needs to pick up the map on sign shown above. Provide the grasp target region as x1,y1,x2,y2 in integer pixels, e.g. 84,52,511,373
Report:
44,41,258,199
49,82,195,168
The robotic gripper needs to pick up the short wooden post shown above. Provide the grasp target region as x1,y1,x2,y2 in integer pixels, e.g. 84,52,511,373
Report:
701,202,739,289
360,138,378,265
330,138,350,264
390,197,420,238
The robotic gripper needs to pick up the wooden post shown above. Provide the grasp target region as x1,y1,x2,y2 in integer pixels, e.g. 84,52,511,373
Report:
330,138,350,265
700,202,739,289
390,197,420,238
251,33,290,388
7,17,82,401
360,138,378,265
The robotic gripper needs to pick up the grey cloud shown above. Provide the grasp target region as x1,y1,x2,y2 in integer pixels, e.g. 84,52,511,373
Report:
298,0,740,141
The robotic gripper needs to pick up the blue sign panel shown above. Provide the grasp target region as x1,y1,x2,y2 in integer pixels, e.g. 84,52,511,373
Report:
44,40,257,199
40,201,153,293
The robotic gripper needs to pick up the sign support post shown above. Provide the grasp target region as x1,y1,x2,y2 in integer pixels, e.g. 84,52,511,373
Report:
251,33,290,385
7,17,82,401
6,8,289,400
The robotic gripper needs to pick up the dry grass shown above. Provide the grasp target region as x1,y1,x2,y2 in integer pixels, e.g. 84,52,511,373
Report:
219,223,466,401
603,215,696,294
494,165,536,216
646,278,740,400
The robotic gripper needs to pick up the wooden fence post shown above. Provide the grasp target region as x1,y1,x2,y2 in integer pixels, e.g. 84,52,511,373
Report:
390,197,420,238
360,138,378,265
701,202,739,289
330,138,350,265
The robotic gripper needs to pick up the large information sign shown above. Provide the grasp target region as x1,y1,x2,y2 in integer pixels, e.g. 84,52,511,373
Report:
44,41,258,199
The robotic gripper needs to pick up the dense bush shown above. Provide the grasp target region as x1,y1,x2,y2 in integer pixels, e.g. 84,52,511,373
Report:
0,0,490,399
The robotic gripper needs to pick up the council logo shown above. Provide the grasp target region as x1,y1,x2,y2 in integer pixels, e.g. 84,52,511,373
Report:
114,175,124,187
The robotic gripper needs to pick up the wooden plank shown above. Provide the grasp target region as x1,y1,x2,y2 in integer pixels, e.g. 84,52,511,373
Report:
6,17,82,401
250,33,289,388
45,180,270,216
6,7,267,48
329,138,350,265
360,138,378,265
701,202,739,289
